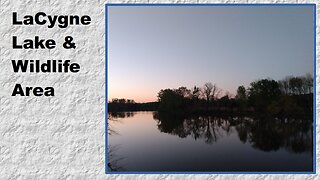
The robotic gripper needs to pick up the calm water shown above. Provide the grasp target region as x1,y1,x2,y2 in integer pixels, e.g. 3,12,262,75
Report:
108,111,313,172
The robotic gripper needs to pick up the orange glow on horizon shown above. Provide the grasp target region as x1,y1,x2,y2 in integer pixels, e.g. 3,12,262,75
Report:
108,86,160,103
108,95,157,103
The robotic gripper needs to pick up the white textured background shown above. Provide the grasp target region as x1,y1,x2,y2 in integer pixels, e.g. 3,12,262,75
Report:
0,0,318,179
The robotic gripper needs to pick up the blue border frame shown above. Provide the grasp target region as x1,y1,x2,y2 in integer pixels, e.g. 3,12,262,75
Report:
105,5,108,173
105,3,316,174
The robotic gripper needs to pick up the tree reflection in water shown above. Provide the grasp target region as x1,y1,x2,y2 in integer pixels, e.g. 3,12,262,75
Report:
108,113,131,172
153,112,313,154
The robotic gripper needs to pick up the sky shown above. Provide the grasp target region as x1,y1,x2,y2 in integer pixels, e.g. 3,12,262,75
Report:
108,6,314,103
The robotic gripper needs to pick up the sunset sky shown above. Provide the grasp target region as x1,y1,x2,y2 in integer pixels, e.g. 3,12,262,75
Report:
107,5,314,103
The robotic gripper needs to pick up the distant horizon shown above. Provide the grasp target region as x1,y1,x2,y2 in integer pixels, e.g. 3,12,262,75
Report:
108,6,314,103
108,73,313,103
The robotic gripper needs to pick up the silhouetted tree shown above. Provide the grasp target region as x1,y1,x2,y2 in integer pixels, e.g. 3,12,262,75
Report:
202,83,214,103
110,73,313,116
176,86,191,98
289,77,303,95
158,89,187,113
248,79,281,111
281,74,313,95
305,73,313,94
279,77,291,95
202,82,220,103
236,85,247,100
192,86,201,100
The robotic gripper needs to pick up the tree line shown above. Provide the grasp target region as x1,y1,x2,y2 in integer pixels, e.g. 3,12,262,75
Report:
157,74,313,117
108,74,313,117
108,98,158,112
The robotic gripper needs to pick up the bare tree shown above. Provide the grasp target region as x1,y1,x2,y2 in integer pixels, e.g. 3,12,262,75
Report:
212,84,221,100
202,82,220,102
203,83,214,102
279,77,290,95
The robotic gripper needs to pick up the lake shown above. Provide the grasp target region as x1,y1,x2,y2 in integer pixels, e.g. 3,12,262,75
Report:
108,111,313,172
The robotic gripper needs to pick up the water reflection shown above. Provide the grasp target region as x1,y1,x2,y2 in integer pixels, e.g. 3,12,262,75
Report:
109,111,136,119
108,112,313,172
108,145,126,171
153,112,313,154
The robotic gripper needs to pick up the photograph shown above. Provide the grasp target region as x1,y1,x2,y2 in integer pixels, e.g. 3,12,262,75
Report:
106,4,315,172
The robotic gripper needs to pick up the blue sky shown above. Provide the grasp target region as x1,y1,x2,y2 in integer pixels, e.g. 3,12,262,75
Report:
108,5,314,102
